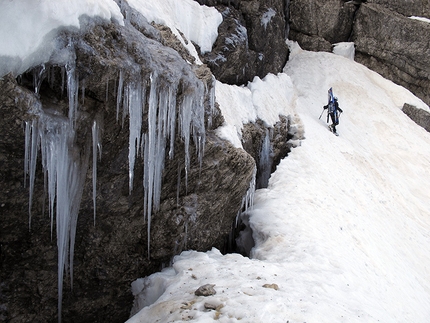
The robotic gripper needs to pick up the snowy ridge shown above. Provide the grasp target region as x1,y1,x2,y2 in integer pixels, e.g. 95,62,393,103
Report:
127,44,430,323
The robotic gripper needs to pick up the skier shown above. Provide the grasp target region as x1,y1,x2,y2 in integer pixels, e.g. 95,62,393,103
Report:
322,89,343,135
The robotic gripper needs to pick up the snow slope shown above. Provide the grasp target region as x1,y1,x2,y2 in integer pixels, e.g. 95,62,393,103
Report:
127,43,430,323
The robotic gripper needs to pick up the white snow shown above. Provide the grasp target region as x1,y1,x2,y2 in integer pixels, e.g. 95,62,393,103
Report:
215,73,296,148
127,0,223,62
333,42,355,60
0,0,123,77
410,16,430,24
127,42,430,323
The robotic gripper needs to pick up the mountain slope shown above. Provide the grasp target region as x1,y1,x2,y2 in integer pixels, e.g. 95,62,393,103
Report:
128,43,430,323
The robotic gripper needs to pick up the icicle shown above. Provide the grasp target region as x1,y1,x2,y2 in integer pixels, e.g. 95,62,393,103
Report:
179,94,192,189
167,85,177,159
208,75,216,129
143,72,159,256
28,119,39,230
92,115,103,226
236,166,256,227
116,70,124,122
257,128,272,188
69,139,91,292
33,64,46,95
25,107,91,323
128,80,144,194
121,81,130,128
66,61,78,128
24,121,31,187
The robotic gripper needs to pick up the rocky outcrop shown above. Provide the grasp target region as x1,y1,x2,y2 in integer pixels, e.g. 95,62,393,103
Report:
289,0,357,52
196,0,290,85
289,0,430,107
366,0,430,17
352,3,430,107
241,115,303,189
402,103,430,133
0,7,257,323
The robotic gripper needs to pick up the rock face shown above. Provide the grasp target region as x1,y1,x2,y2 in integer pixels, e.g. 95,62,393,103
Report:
289,0,357,52
0,7,258,323
402,103,430,133
352,3,430,107
196,0,290,85
289,0,430,107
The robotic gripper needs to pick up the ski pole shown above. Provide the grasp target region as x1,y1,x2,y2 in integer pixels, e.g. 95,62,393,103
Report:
318,108,325,120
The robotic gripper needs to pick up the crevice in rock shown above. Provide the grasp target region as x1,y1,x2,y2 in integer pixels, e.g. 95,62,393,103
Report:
225,114,304,257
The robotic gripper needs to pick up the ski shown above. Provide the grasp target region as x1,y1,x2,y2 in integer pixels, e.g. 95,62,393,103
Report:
328,125,339,136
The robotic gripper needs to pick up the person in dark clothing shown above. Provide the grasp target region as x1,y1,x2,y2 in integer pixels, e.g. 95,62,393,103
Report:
323,97,343,134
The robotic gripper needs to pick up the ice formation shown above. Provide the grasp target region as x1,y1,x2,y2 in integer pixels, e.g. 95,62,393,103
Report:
257,128,272,188
261,8,276,30
92,114,103,225
24,26,211,321
24,106,91,322
14,0,218,321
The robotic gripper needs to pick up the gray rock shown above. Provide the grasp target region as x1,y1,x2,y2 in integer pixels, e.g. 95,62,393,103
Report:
201,0,289,85
352,3,430,106
289,0,357,51
402,103,430,133
289,0,430,107
367,0,430,17
195,284,217,296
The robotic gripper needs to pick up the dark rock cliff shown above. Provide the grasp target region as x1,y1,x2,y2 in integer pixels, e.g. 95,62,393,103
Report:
196,0,290,85
0,2,294,322
352,3,430,107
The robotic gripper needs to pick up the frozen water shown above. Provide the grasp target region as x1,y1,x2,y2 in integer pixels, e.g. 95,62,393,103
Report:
261,8,276,30
25,109,91,323
127,80,145,194
92,114,103,225
257,128,272,188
